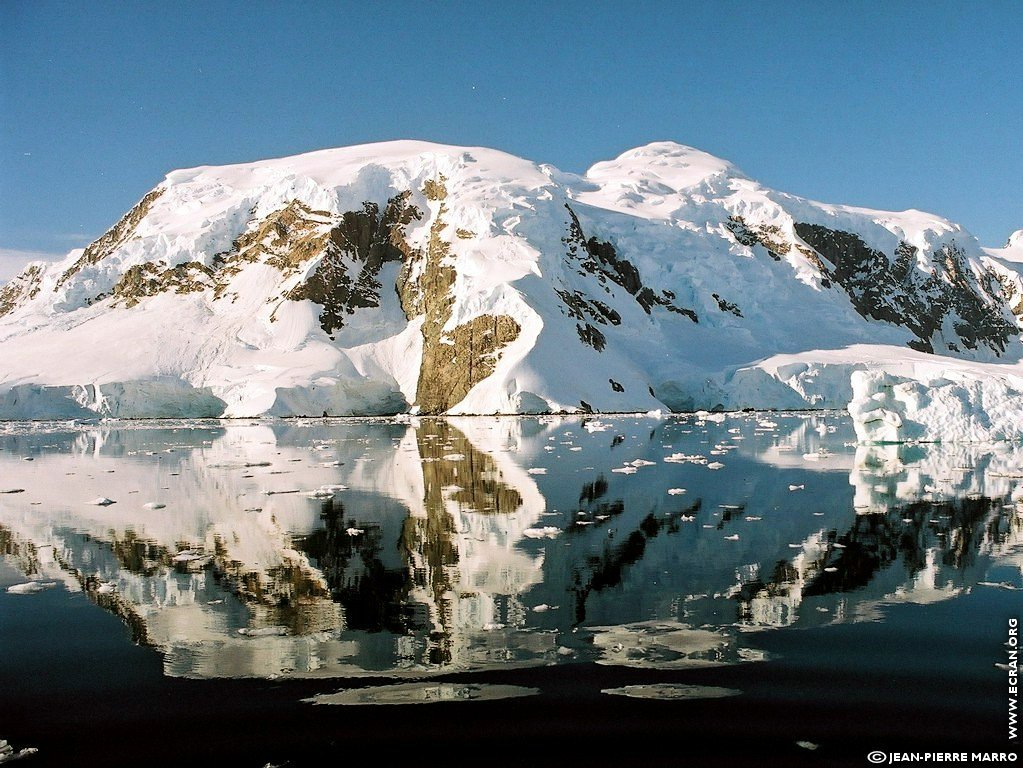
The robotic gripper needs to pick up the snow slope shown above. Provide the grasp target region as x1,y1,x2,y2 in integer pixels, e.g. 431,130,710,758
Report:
1,139,1020,438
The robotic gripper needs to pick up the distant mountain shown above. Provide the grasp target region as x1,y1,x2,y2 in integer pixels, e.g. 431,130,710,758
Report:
1,140,1021,421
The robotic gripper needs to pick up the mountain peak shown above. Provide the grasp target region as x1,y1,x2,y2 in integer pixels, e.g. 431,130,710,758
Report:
1,138,1019,421
585,141,741,192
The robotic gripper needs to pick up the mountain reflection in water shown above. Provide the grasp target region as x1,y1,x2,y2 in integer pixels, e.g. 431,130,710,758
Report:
1,412,1020,680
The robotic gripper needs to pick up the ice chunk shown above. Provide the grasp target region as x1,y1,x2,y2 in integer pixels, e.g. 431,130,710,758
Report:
848,369,1023,443
7,581,57,594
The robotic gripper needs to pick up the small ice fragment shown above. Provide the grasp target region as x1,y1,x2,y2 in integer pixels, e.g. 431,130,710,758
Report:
527,467,547,475
0,739,39,761
788,484,804,491
523,526,561,539
824,567,838,572
87,497,116,506
707,462,725,470
0,488,25,494
7,581,57,595
796,741,819,751
532,604,550,612
238,626,289,637
142,502,166,510
667,488,686,495
723,534,739,541
612,466,638,474
345,527,365,536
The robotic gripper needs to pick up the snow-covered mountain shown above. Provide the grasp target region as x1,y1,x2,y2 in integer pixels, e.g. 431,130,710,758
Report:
2,140,1021,422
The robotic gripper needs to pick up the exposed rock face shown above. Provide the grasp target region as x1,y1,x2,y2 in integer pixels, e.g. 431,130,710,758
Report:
286,193,421,335
2,139,1021,418
112,261,216,307
397,177,522,414
794,224,1017,355
0,264,42,318
560,204,697,353
58,188,165,288
224,200,337,273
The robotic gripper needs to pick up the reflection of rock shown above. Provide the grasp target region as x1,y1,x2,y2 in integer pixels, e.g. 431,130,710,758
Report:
2,413,1022,682
732,485,1016,629
570,502,700,624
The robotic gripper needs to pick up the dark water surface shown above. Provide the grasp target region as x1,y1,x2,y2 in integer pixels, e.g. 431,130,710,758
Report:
0,412,1019,767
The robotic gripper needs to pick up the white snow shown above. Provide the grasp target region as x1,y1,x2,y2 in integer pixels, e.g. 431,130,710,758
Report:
849,368,1023,443
1,138,1021,438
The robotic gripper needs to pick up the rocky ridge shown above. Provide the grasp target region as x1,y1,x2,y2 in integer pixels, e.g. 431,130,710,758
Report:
1,139,1020,421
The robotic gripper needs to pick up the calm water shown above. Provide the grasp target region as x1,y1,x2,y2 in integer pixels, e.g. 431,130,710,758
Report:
0,412,1019,767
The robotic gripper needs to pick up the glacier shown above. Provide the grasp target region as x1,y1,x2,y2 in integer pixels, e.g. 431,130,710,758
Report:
1,139,1021,442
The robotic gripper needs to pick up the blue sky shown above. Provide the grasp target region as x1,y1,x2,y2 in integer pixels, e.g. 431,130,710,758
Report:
1,0,1020,278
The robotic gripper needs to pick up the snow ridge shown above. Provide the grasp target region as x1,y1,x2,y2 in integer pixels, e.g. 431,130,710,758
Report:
1,139,1020,433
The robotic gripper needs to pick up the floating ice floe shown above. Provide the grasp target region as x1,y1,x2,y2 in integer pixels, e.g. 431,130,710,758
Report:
142,501,166,509
664,453,706,464
305,484,347,498
238,626,289,637
611,466,638,474
305,682,539,706
171,551,211,572
667,488,686,495
523,526,561,539
345,527,365,537
848,369,1023,443
86,497,116,506
0,739,39,762
6,581,57,595
602,684,741,701
788,484,804,491
527,467,547,475
707,462,725,470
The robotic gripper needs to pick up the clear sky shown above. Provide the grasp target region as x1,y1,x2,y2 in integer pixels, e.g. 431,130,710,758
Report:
1,0,1020,280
